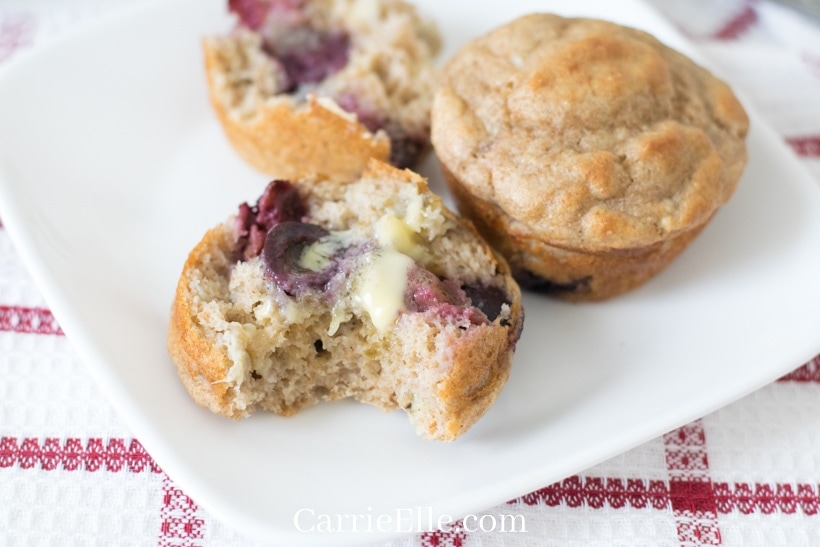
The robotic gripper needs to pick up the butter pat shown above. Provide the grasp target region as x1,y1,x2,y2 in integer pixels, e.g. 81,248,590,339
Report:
375,214,424,260
355,249,413,331
355,212,427,331
304,210,429,333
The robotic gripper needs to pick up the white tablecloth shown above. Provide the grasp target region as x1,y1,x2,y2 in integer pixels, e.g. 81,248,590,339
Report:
2,1,820,545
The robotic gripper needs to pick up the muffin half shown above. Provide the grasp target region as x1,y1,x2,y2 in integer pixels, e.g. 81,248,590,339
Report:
168,160,523,441
204,0,441,180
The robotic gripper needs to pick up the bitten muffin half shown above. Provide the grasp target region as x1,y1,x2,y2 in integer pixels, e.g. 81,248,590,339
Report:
204,0,441,181
168,160,523,441
432,14,749,301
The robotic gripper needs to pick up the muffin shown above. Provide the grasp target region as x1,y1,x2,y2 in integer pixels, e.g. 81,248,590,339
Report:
168,160,523,441
431,14,749,301
203,0,441,181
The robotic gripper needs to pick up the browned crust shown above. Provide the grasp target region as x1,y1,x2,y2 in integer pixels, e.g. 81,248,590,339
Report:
442,163,704,302
433,316,518,441
167,223,244,418
429,244,522,441
203,38,391,181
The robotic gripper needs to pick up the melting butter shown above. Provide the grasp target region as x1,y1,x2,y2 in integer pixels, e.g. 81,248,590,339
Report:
298,209,430,334
355,249,414,332
354,212,427,331
375,213,424,260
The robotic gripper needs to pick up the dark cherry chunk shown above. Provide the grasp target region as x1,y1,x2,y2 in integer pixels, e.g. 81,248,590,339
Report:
387,132,428,170
231,0,351,91
404,265,488,326
334,93,385,134
262,221,336,295
273,31,350,92
405,266,466,311
335,95,428,169
516,270,592,295
461,283,509,323
234,180,306,261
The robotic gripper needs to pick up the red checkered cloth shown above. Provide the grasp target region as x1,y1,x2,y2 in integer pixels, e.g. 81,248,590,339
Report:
2,0,820,545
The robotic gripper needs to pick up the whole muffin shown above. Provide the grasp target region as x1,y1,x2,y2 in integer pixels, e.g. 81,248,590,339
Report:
431,14,749,301
204,0,441,180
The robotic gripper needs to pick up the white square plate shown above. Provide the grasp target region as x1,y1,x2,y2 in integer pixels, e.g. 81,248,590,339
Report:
1,0,819,545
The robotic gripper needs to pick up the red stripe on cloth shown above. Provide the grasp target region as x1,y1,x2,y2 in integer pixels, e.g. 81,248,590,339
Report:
664,422,711,480
669,480,717,515
714,482,820,515
511,476,670,510
712,4,758,40
0,436,161,473
779,354,820,382
418,475,820,544
0,305,63,335
0,13,36,64
420,525,467,547
510,475,820,514
159,474,206,547
785,135,820,157
664,420,722,545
